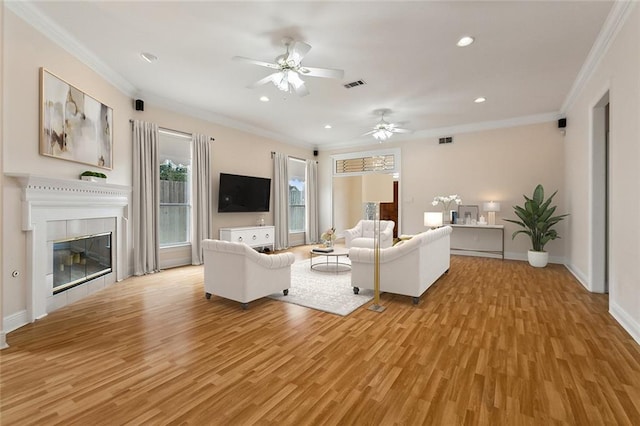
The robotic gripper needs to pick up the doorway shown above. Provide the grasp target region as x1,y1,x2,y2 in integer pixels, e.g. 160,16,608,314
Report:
591,92,609,293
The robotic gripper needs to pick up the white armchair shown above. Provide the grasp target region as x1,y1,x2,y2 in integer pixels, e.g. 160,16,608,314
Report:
344,220,395,249
349,226,452,304
202,239,295,309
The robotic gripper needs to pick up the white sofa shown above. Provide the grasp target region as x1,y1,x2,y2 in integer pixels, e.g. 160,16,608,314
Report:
349,226,452,304
202,239,295,309
344,220,395,249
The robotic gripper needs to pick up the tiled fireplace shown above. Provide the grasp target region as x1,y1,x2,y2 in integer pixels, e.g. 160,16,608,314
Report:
10,174,130,322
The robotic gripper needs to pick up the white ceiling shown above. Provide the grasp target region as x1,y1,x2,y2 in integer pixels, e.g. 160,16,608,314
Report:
18,1,615,150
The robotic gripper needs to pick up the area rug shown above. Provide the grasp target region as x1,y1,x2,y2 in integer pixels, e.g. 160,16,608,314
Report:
268,260,374,316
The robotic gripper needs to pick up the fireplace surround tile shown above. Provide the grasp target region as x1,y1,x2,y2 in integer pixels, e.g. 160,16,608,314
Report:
47,220,67,241
67,219,87,239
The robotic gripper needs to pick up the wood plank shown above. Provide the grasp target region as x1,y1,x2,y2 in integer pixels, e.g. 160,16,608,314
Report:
2,252,640,425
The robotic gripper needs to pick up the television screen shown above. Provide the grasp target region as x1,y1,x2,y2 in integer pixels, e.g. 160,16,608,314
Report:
217,173,271,212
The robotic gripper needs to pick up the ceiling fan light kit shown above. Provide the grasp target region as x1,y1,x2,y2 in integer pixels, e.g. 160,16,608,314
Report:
234,37,344,97
364,109,413,141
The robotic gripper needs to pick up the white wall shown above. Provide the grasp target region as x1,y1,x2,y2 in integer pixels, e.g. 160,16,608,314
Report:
564,5,640,342
1,9,311,327
321,121,567,262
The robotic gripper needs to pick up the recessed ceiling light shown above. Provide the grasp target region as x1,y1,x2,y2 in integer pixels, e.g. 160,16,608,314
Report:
474,97,486,103
324,124,332,129
140,52,158,63
456,36,475,47
259,96,270,102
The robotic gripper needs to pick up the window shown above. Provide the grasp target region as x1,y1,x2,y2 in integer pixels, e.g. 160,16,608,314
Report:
288,158,306,233
159,130,192,247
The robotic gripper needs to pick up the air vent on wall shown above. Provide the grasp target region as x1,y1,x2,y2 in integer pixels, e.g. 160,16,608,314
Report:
439,136,453,144
343,80,366,89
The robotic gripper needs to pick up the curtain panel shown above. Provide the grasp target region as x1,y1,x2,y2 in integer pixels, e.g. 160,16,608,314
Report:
132,120,160,275
273,152,289,250
191,134,212,265
305,159,319,244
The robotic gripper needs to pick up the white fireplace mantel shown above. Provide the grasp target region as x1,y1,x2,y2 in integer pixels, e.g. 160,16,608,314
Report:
7,173,131,322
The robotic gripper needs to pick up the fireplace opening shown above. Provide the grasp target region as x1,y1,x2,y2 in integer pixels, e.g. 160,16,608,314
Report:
53,232,112,294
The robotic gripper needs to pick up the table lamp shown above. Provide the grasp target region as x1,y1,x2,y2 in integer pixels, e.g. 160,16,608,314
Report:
362,173,394,312
424,212,443,229
483,201,501,225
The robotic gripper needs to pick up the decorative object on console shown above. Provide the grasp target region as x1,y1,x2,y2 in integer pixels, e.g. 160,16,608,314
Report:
424,212,443,229
320,227,336,247
504,184,568,268
40,68,113,169
432,194,462,223
361,173,394,312
483,201,501,225
458,205,479,225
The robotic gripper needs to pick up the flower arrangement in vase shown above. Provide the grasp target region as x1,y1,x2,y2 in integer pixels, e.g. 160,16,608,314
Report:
321,227,336,247
432,194,462,223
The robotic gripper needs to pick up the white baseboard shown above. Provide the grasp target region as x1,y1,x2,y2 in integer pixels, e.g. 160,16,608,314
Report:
0,332,8,349
503,252,565,265
564,263,590,291
3,309,29,334
610,301,640,345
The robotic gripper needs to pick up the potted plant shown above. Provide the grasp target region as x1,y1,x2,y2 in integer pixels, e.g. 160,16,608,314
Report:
504,184,568,267
80,171,107,182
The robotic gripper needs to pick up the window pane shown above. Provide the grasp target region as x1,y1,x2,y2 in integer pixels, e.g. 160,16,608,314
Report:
159,131,191,247
159,205,189,245
288,158,306,233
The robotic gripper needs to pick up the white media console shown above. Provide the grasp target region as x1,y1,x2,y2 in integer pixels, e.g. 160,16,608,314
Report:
219,226,275,251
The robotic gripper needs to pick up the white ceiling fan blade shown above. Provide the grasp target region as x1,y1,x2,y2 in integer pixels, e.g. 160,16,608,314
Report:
287,41,312,64
361,129,377,136
247,72,281,89
299,66,344,79
288,72,309,97
391,128,413,134
233,56,280,70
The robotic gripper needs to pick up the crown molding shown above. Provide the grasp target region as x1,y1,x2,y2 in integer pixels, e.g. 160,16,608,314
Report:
6,1,136,96
561,1,637,113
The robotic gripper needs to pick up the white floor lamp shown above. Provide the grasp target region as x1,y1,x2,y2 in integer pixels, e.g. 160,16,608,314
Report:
361,173,394,312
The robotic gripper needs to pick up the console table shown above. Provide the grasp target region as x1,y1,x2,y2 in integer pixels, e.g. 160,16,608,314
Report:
219,226,274,251
449,224,504,260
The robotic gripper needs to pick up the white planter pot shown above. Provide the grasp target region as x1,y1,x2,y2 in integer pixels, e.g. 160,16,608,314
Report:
527,250,549,268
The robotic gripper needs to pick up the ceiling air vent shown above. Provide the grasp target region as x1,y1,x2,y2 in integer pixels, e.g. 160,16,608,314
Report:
343,80,366,89
439,136,453,144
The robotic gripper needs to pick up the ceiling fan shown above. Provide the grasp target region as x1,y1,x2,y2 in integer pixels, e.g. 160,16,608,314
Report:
363,109,413,141
233,37,344,97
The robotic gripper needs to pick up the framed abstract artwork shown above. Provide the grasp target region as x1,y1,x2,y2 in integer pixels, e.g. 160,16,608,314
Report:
40,68,113,170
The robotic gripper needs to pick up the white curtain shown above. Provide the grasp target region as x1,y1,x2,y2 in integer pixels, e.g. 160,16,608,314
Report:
191,133,212,265
305,160,319,244
132,120,160,275
273,152,289,250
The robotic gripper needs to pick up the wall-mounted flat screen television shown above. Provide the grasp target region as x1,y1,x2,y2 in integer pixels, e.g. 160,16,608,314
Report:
217,173,271,212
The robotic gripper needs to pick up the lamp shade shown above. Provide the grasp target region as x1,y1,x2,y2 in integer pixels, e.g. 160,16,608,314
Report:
362,173,394,203
424,212,443,228
483,201,501,212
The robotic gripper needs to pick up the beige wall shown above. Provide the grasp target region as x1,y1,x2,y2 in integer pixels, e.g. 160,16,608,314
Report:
321,121,566,261
1,9,311,324
564,5,639,341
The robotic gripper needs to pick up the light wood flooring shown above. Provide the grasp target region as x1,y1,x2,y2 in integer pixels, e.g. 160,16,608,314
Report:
1,250,640,425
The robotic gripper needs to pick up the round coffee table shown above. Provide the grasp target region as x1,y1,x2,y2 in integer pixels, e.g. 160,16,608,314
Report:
309,247,350,272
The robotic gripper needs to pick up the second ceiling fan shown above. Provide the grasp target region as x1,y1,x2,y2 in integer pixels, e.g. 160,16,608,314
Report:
233,37,344,97
363,109,413,141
